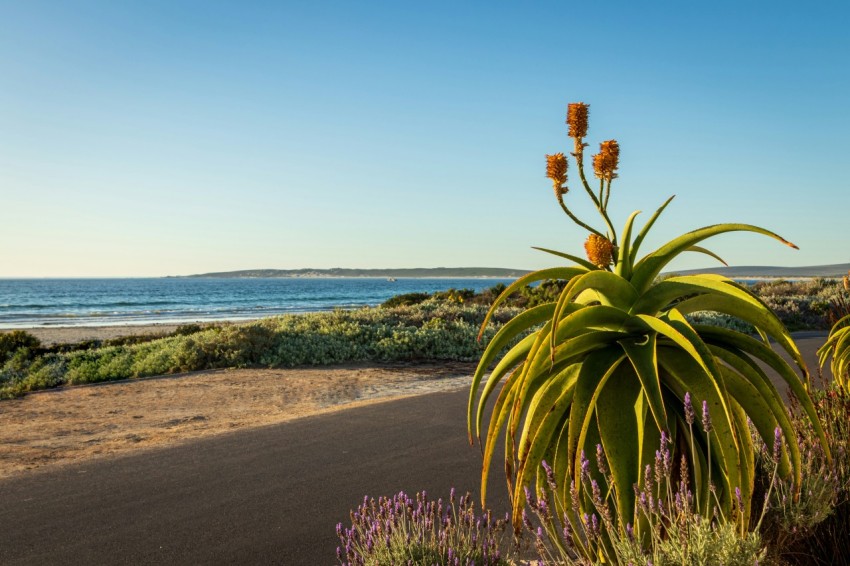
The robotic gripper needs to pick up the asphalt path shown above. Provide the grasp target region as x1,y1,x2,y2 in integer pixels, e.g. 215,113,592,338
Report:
0,387,510,565
0,333,829,565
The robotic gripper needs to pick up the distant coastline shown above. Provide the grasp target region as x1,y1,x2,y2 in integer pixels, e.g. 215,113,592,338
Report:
667,263,850,279
172,263,850,279
173,267,532,279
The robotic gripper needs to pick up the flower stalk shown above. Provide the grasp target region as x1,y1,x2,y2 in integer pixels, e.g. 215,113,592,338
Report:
553,102,620,267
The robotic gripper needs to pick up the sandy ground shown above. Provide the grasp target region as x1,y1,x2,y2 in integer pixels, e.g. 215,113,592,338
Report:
0,361,477,480
22,322,226,347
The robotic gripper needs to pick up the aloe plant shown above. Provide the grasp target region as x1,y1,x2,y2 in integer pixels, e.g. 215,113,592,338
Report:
468,103,829,546
817,271,850,392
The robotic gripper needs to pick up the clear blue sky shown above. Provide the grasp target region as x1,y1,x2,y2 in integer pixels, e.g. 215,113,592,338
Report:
1,0,848,277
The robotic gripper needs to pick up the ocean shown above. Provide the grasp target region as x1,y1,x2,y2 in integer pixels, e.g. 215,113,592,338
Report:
0,278,516,329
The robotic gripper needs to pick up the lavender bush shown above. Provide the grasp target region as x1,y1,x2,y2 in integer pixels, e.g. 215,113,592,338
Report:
523,397,767,565
336,489,514,566
758,382,850,565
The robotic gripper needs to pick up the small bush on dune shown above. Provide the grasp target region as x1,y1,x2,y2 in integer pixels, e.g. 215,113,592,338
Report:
381,292,431,308
0,330,40,364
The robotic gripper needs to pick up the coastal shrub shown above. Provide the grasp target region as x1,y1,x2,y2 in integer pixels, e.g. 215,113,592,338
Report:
336,489,514,565
433,288,475,304
751,278,841,331
18,353,67,392
381,292,431,308
0,330,40,364
0,301,524,398
470,102,826,552
173,323,204,336
758,383,850,564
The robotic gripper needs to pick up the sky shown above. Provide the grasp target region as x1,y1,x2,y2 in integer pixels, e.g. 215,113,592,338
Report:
1,1,848,277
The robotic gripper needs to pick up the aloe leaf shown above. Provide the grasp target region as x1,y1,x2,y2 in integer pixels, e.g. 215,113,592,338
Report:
567,349,626,476
694,325,830,464
552,304,631,343
469,303,555,441
708,344,796,479
674,293,807,381
685,246,728,266
728,399,755,525
633,275,768,316
831,328,850,379
474,332,537,441
518,365,579,461
657,347,741,512
596,364,642,525
480,366,521,506
477,267,586,341
514,377,576,520
633,314,713,378
630,224,798,293
620,333,668,432
532,246,600,272
615,210,642,279
558,270,639,311
520,330,630,431
828,314,850,337
629,195,676,267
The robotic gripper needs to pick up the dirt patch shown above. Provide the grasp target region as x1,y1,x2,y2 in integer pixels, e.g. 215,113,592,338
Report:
0,361,477,479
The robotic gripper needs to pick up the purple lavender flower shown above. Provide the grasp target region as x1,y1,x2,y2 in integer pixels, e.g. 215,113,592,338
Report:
522,509,533,531
596,444,610,479
773,426,783,463
701,400,713,433
591,480,603,507
735,487,743,510
538,496,549,518
684,392,694,425
580,450,591,480
541,459,557,490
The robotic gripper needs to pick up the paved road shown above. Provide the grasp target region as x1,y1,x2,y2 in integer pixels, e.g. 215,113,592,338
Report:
0,333,829,565
0,388,510,565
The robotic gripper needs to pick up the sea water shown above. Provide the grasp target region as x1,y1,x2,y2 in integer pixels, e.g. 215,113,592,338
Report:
0,278,515,328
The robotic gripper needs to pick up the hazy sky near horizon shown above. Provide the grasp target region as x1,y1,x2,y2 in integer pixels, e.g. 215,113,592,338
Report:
2,1,848,277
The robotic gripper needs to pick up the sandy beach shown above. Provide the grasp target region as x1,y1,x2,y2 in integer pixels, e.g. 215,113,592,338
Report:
19,322,228,347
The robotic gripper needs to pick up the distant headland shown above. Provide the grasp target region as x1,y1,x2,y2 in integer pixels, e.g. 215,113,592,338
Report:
172,263,850,279
174,267,532,279
668,263,850,278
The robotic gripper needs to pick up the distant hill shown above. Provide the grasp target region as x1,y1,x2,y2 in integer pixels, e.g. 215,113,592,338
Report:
667,263,850,278
178,267,532,279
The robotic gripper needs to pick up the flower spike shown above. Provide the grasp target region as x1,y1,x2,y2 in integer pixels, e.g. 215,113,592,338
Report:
584,234,614,268
592,140,620,181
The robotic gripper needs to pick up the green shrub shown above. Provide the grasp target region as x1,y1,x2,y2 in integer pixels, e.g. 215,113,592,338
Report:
173,323,204,336
0,302,524,397
381,292,431,308
0,330,40,364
